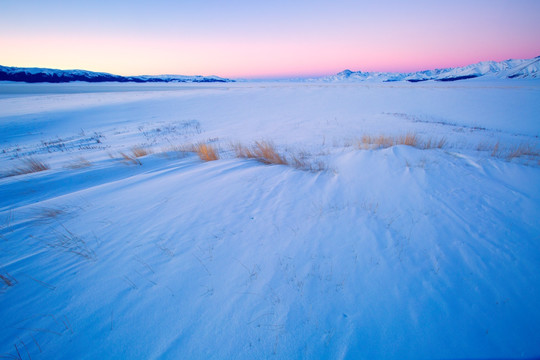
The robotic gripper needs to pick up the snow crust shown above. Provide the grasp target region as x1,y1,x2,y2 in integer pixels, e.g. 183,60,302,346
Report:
0,81,539,359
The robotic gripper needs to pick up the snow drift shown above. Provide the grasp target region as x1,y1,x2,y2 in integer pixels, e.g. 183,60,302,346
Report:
0,80,539,359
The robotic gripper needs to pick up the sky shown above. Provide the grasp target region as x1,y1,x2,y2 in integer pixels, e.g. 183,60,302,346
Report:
1,0,540,79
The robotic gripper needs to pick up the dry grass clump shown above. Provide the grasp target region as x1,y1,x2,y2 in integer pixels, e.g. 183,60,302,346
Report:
397,133,419,147
357,135,394,149
233,142,327,171
234,141,287,165
481,141,539,161
506,143,539,160
17,157,50,174
195,143,219,161
357,133,445,150
373,135,394,149
1,157,50,178
116,145,152,165
119,152,142,165
131,145,153,158
134,142,219,161
423,137,447,150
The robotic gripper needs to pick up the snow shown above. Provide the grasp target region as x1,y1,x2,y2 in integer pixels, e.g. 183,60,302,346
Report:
1,80,540,359
0,66,232,83
324,56,540,82
0,65,113,77
2,56,539,86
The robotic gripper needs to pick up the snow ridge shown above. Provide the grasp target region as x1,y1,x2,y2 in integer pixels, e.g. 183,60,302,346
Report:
324,56,540,82
0,65,233,83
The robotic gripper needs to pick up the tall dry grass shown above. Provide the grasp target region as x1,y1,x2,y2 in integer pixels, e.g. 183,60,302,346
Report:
357,133,445,150
233,141,327,171
397,133,419,147
1,157,50,178
18,158,50,173
423,137,447,150
481,141,539,161
131,145,153,158
234,141,287,165
373,135,394,149
119,152,142,165
195,143,219,161
506,143,539,160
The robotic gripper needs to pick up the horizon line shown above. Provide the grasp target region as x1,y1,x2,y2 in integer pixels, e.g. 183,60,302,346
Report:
2,54,539,80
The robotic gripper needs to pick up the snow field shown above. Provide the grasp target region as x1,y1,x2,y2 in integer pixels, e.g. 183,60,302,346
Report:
1,81,540,359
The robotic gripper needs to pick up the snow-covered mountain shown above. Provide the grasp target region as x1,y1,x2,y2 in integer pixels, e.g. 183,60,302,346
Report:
324,56,540,82
0,65,233,83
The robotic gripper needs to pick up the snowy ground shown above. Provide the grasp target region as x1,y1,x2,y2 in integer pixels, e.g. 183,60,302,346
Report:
1,80,539,359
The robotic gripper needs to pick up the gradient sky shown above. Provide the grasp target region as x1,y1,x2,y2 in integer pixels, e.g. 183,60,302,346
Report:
1,0,540,78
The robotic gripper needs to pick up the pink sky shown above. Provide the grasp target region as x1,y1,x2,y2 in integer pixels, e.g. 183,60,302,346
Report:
1,0,539,78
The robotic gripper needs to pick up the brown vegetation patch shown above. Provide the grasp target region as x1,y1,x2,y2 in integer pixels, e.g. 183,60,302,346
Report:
234,141,287,165
357,133,446,150
195,143,219,161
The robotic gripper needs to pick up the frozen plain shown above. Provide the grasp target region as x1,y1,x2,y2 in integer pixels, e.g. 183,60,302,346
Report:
0,80,539,359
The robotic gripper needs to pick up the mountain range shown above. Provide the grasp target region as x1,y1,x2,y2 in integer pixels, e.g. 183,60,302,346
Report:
1,56,539,83
323,56,540,82
0,65,232,83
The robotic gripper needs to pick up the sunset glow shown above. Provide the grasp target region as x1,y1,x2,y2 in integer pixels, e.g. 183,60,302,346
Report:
1,0,539,78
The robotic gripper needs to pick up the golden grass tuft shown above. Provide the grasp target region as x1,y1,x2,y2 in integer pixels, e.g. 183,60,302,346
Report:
358,135,372,149
131,145,153,158
234,141,287,165
396,133,419,147
18,157,50,173
233,142,327,171
506,143,539,160
357,133,446,150
119,152,142,165
375,135,395,148
196,143,219,161
2,157,50,178
116,145,152,165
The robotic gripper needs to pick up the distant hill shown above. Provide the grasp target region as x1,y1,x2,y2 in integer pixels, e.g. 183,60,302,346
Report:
0,65,233,83
322,56,540,82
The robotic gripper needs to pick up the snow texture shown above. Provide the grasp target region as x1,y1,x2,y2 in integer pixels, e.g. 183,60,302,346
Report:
0,79,539,359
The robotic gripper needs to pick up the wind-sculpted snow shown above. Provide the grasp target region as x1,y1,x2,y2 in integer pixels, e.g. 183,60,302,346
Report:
0,81,539,359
